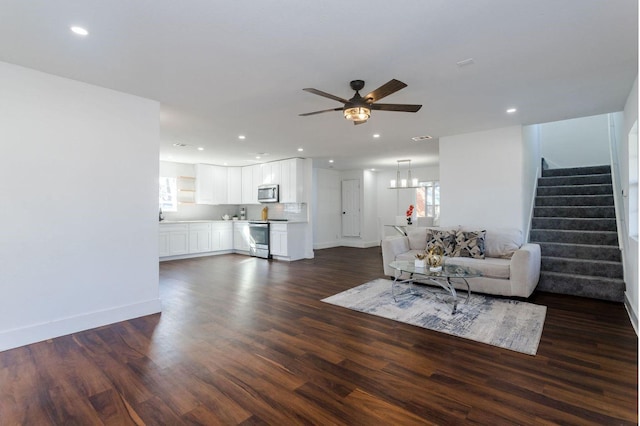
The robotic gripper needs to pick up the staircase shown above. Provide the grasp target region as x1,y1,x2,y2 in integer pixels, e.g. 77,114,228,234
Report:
530,165,625,302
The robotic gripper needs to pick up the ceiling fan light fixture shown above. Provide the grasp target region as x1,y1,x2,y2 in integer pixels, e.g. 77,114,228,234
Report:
344,106,370,121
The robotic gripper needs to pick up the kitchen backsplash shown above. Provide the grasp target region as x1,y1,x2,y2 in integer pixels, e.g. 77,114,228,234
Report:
162,203,307,222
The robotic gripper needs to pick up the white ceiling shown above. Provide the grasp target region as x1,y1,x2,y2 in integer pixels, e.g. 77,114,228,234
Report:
0,1,637,170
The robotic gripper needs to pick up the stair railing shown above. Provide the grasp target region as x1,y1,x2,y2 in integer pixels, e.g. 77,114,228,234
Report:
525,164,541,242
607,113,628,282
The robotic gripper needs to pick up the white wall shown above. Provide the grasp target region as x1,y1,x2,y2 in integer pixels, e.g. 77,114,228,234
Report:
522,124,542,239
0,62,161,351
540,114,611,168
439,126,526,230
362,170,378,246
313,168,342,249
620,77,639,332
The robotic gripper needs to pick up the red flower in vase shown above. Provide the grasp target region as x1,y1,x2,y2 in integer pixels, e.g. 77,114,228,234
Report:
406,205,414,218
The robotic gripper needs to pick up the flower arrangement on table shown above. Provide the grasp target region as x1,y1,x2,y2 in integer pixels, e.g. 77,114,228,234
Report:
406,204,414,225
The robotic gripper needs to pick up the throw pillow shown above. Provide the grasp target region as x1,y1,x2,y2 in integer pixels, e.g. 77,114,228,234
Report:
427,229,457,257
482,228,523,258
454,230,486,259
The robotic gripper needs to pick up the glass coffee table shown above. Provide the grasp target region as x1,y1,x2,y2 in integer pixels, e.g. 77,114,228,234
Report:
388,261,482,314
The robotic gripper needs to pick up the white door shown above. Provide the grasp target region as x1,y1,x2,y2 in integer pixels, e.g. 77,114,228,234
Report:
341,179,360,237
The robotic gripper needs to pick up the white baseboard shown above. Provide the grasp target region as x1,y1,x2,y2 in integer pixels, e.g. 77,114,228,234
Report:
315,240,381,249
0,299,162,352
314,241,341,250
340,239,380,248
624,292,638,336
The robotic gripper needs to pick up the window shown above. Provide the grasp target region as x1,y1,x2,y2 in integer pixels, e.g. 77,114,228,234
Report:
416,181,440,219
159,177,178,212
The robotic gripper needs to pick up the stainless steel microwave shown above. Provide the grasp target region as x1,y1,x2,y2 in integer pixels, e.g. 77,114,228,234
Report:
258,184,279,203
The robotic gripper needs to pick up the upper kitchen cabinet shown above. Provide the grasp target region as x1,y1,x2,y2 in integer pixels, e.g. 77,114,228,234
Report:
280,158,306,203
260,161,281,185
227,167,242,205
195,164,228,205
195,164,215,204
241,166,257,204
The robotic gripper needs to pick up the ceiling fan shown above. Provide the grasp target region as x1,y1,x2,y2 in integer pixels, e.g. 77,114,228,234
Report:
299,79,422,125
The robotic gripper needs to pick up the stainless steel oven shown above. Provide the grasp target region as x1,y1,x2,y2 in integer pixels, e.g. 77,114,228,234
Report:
248,221,271,259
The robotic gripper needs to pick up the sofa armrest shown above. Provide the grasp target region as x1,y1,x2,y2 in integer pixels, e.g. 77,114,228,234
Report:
509,243,541,297
381,236,410,276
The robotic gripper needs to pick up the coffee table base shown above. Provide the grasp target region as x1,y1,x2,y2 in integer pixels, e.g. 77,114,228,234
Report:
392,274,471,314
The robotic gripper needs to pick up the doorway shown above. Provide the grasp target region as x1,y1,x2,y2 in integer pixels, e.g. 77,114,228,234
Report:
341,179,360,237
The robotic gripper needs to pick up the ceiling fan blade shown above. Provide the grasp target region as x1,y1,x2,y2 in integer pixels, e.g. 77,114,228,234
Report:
370,103,422,112
363,79,407,103
298,107,343,117
302,88,349,104
354,120,367,125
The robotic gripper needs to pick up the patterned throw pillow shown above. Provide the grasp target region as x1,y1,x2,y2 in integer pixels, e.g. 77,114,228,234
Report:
427,229,457,257
454,230,486,259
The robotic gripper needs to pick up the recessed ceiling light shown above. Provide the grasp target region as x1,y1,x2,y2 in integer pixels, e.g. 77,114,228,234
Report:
373,134,381,138
506,108,517,114
70,26,89,36
197,147,204,151
223,162,228,166
329,159,334,163
238,135,246,140
256,156,261,159
370,168,376,171
411,135,433,141
297,148,304,152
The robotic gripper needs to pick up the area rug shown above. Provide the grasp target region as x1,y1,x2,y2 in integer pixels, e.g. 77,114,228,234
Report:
322,278,546,355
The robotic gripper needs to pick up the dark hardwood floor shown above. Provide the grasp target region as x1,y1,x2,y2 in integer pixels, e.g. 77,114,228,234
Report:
1,247,637,425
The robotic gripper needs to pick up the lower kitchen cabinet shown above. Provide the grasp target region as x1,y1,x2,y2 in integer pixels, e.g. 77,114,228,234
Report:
189,223,212,253
269,222,306,261
160,221,232,260
211,222,233,251
233,221,251,252
159,224,189,257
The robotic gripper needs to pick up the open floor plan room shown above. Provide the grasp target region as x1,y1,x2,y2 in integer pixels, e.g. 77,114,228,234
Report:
1,247,636,425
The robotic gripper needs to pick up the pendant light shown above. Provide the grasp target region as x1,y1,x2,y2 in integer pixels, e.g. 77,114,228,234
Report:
389,159,419,189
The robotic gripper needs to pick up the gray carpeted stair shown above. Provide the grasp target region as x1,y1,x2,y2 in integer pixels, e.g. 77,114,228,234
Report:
530,164,625,302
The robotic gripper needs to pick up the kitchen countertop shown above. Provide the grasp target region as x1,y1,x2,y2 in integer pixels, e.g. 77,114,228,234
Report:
160,219,307,224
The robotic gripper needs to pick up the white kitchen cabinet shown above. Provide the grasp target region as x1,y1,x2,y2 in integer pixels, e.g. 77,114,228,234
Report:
189,223,212,253
280,158,305,203
269,222,306,260
196,164,229,205
195,164,215,204
159,223,189,256
251,164,262,196
211,222,233,251
227,167,242,204
241,166,257,204
212,165,228,204
160,221,234,260
260,162,272,184
259,161,281,186
233,221,251,252
270,223,288,256
159,231,170,256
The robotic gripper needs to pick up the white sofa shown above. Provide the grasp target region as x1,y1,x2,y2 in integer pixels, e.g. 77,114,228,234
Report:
381,227,541,298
